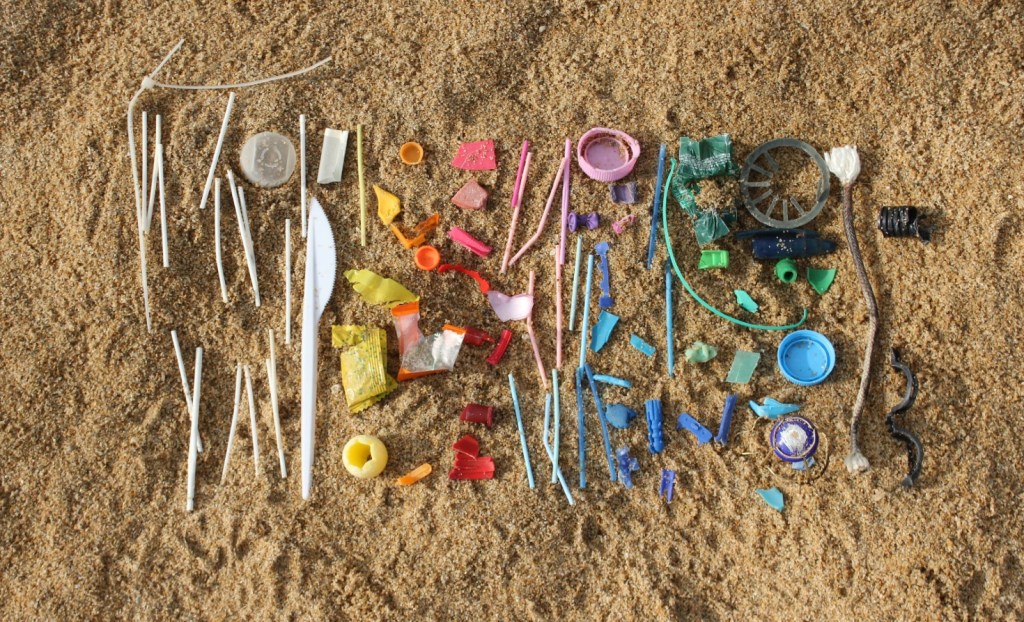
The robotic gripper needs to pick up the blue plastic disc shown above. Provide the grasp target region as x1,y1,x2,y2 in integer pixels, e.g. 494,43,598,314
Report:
777,329,835,386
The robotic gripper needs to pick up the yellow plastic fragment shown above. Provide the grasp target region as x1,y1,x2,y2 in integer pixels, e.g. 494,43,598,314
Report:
395,463,432,486
374,185,401,225
344,269,419,308
332,325,398,413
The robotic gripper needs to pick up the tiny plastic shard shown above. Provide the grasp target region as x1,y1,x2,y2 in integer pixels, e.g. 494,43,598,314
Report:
460,403,495,428
756,487,785,512
395,463,432,486
715,393,738,445
451,139,496,170
593,373,632,389
487,291,534,322
486,329,513,366
646,399,665,453
807,267,837,295
749,397,801,420
604,403,637,429
685,341,718,363
726,350,761,384
240,131,296,188
344,269,418,307
447,226,492,257
374,185,402,225
317,129,349,185
660,469,676,503
611,214,637,235
437,263,490,294
676,413,713,445
616,447,640,489
451,179,490,210
399,142,423,165
609,182,638,204
698,250,730,270
630,334,656,357
332,326,399,412
734,290,759,313
589,310,620,352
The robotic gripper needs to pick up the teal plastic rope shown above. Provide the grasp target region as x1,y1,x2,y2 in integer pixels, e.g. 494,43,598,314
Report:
660,158,808,331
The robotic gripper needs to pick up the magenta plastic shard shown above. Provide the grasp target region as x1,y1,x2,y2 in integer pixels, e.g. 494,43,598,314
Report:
451,140,496,171
451,179,490,210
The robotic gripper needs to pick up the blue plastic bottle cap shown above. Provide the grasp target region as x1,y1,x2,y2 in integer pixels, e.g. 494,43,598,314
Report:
777,329,835,386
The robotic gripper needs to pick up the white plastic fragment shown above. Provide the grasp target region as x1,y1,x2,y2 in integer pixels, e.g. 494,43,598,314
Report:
156,144,169,267
171,330,203,453
226,170,261,307
316,128,349,185
146,114,162,231
284,219,292,344
198,92,236,210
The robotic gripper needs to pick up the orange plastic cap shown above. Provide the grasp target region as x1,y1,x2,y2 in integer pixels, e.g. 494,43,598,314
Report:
415,245,441,271
400,142,424,165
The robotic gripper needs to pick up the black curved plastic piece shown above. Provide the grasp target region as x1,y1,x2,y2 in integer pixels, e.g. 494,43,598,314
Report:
886,349,924,488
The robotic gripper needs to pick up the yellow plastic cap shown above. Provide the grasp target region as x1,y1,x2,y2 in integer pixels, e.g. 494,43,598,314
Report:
342,435,389,479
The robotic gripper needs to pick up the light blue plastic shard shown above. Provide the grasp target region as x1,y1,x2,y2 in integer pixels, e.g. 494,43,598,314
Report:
590,311,620,353
726,350,761,384
734,289,759,313
791,457,816,471
630,334,656,357
593,374,632,389
756,487,784,512
749,397,801,420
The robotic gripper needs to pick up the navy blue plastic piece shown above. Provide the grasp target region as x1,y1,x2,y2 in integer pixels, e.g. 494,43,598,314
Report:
645,399,665,453
676,412,713,445
605,403,637,429
715,393,738,445
595,241,614,308
734,228,837,260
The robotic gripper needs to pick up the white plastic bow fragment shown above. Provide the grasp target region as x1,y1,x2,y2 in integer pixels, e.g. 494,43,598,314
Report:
823,145,860,187
487,291,534,322
301,198,337,499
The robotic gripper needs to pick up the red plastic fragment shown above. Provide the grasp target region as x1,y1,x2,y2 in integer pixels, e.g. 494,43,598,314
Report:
451,179,490,210
452,434,480,457
460,403,495,428
437,263,490,294
451,140,496,171
449,434,495,480
486,329,513,366
462,327,494,347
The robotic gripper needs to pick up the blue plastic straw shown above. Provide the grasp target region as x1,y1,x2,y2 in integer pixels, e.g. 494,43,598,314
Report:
575,366,587,489
578,254,595,368
583,364,616,481
542,392,575,505
645,144,667,270
551,368,560,484
508,373,535,489
665,260,674,377
568,234,584,331
593,373,632,389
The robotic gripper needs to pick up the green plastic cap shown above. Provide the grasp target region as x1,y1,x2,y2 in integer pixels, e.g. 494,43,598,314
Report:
775,258,798,284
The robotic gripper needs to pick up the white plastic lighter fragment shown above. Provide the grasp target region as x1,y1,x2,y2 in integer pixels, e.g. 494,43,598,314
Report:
214,179,229,303
284,219,292,343
823,145,861,187
171,330,203,452
221,364,243,484
198,92,236,210
316,129,349,185
186,347,203,512
244,365,260,477
301,198,337,499
267,329,286,478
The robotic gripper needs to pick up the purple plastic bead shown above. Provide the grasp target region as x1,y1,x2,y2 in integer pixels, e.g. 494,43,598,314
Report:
769,416,819,463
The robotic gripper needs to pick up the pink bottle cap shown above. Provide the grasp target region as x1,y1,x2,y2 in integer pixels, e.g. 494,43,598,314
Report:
576,128,641,183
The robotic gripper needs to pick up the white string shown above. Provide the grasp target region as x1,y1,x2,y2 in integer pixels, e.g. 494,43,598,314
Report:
151,57,331,91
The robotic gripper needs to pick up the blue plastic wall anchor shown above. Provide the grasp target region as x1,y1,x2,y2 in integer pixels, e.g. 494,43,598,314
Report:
676,413,713,445
715,393,738,445
659,469,676,503
595,241,614,309
616,447,639,489
645,399,665,453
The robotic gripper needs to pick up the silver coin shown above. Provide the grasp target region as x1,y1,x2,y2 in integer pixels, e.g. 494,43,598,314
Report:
239,132,296,188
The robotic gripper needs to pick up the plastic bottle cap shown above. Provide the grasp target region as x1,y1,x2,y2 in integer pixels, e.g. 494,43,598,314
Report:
775,258,798,283
777,329,835,386
399,142,424,165
414,245,440,271
240,132,296,188
576,128,640,182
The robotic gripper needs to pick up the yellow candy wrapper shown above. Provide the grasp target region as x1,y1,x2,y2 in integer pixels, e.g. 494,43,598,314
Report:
331,325,398,413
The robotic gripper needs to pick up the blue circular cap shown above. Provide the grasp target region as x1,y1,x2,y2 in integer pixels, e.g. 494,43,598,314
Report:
769,416,819,463
777,329,835,386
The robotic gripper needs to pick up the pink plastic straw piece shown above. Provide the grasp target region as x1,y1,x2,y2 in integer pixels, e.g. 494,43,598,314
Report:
509,157,567,268
501,151,532,274
559,139,571,265
448,227,493,257
510,140,529,210
525,271,548,389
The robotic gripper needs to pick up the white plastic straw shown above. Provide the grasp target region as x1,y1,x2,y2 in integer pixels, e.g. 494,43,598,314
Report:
226,170,261,306
146,114,162,231
186,347,203,512
214,178,229,303
221,364,243,484
157,144,169,267
151,57,331,91
171,330,203,452
284,219,292,344
141,111,148,228
267,329,286,477
244,365,260,476
198,92,235,211
299,115,307,238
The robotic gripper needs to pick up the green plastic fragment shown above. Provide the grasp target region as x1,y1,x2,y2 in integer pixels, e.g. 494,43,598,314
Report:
726,349,761,383
807,267,837,295
693,211,730,246
669,135,740,246
698,250,730,270
755,487,784,512
775,258,798,284
684,341,718,363
734,289,759,313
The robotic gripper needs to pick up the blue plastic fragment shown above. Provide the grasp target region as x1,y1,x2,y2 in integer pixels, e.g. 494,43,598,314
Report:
583,364,616,482
595,241,614,308
676,413,713,445
605,403,638,429
749,397,801,420
735,228,837,260
575,366,587,490
646,144,667,270
645,399,665,453
791,457,816,471
725,350,761,384
660,469,676,503
593,374,632,389
589,310,620,353
616,447,640,489
755,487,785,512
715,393,738,445
665,260,674,377
630,334,656,357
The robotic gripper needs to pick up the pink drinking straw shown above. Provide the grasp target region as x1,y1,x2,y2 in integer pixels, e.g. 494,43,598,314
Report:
525,271,548,389
559,139,571,265
509,157,567,267
555,246,563,368
500,150,532,274
510,140,529,210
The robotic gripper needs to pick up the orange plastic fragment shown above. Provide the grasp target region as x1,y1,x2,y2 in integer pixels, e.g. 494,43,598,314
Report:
391,213,441,249
395,463,432,486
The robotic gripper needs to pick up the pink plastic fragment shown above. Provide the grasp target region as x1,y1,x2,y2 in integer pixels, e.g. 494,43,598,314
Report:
612,214,637,235
486,329,513,366
451,140,496,171
451,179,490,210
487,291,534,322
448,227,492,257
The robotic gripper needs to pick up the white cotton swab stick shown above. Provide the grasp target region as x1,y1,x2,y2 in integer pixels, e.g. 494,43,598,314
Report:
284,219,292,344
267,329,286,478
221,364,243,484
198,92,236,211
227,170,261,306
146,115,162,231
171,330,203,452
142,112,148,229
157,144,169,267
244,365,260,476
299,115,307,238
214,178,229,303
186,347,203,512
134,207,152,332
